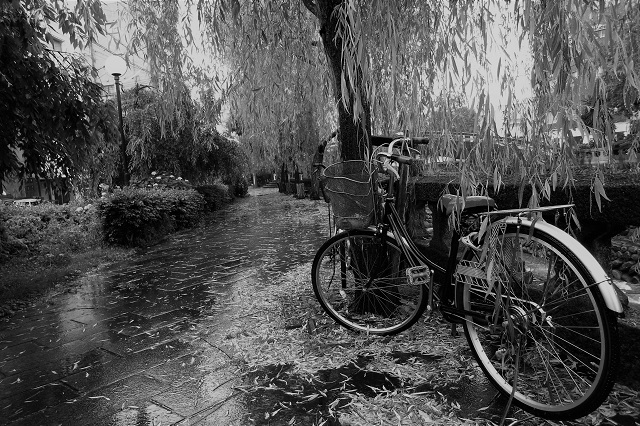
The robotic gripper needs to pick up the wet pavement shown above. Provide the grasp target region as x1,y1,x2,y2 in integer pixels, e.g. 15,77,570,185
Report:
0,188,329,425
2,188,640,426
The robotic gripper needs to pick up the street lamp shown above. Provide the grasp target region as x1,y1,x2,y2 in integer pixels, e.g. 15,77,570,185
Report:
105,55,128,187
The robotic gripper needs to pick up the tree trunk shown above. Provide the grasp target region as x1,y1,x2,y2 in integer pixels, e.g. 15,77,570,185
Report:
309,131,335,200
315,0,371,162
279,163,287,193
310,143,324,200
296,183,305,199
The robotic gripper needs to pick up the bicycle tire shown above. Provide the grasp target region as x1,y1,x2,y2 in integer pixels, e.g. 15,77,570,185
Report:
455,222,619,420
311,229,428,335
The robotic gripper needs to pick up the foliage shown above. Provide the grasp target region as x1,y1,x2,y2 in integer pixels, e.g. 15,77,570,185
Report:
0,201,101,261
123,86,249,186
195,181,232,211
127,0,195,128
130,171,193,190
599,4,640,117
97,188,205,247
0,2,118,187
39,0,640,208
7,0,107,50
231,176,249,198
197,130,250,190
214,4,332,175
425,93,478,135
73,98,123,199
582,4,640,160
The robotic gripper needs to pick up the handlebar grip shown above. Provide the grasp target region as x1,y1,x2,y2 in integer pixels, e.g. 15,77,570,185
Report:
392,154,413,165
371,135,430,146
410,137,430,145
378,152,413,165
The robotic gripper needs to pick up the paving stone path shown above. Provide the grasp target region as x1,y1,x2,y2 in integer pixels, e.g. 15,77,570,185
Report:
2,189,639,426
0,189,329,425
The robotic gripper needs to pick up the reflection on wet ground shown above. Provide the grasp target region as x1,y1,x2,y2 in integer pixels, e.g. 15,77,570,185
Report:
0,191,328,425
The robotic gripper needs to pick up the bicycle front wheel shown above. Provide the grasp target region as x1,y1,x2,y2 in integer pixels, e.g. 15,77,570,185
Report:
312,229,427,335
456,222,619,420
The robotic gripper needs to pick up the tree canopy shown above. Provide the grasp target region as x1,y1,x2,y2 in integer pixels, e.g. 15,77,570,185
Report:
123,84,248,186
0,1,117,188
7,0,640,205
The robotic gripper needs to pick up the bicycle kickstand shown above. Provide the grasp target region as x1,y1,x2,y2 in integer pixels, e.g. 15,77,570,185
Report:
425,271,434,319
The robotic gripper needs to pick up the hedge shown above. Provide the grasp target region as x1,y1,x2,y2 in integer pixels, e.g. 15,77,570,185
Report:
0,201,101,261
97,188,205,247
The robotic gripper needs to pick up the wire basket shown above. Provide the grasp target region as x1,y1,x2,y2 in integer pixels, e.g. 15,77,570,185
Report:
322,160,376,230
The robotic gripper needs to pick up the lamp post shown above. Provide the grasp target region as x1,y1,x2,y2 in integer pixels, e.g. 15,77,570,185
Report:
105,55,128,187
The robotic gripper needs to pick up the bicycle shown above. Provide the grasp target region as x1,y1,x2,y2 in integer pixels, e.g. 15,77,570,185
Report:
311,136,623,421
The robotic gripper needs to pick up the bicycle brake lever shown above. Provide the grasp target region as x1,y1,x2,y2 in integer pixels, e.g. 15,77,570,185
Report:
383,158,400,179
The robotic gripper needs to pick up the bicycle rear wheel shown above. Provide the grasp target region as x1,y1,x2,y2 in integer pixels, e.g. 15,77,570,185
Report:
456,222,619,420
312,229,427,335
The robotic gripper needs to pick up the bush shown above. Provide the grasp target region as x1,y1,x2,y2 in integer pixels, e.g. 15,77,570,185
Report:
0,201,101,261
195,181,232,211
97,188,205,247
130,171,193,190
231,176,249,198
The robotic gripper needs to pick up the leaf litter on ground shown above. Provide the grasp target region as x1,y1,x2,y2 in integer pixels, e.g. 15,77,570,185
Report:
191,195,640,425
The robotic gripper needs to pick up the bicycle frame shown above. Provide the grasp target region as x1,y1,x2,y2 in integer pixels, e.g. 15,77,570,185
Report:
375,154,462,317
373,146,623,318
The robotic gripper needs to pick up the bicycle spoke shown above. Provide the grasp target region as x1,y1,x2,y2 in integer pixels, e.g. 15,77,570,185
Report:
457,222,617,420
313,231,425,334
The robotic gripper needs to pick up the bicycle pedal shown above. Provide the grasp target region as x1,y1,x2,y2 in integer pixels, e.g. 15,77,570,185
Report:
407,266,430,286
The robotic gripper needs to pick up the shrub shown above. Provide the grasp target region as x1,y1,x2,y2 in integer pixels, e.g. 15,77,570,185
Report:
130,171,193,190
0,201,101,261
231,176,249,198
195,181,232,211
97,187,205,247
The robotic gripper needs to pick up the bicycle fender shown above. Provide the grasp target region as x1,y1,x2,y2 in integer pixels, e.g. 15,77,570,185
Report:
504,217,623,314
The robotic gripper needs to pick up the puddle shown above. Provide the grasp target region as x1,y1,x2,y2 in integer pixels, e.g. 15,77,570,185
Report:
413,375,505,419
241,352,506,424
316,355,401,397
242,357,404,425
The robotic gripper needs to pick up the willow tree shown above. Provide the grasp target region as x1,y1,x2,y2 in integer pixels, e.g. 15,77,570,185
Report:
34,0,640,205
202,2,335,178
124,0,638,205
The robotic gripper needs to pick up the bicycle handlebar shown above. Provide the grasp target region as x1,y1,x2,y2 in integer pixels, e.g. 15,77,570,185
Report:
377,151,413,165
371,135,430,146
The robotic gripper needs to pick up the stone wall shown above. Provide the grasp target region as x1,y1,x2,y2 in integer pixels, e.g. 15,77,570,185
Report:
611,232,640,284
